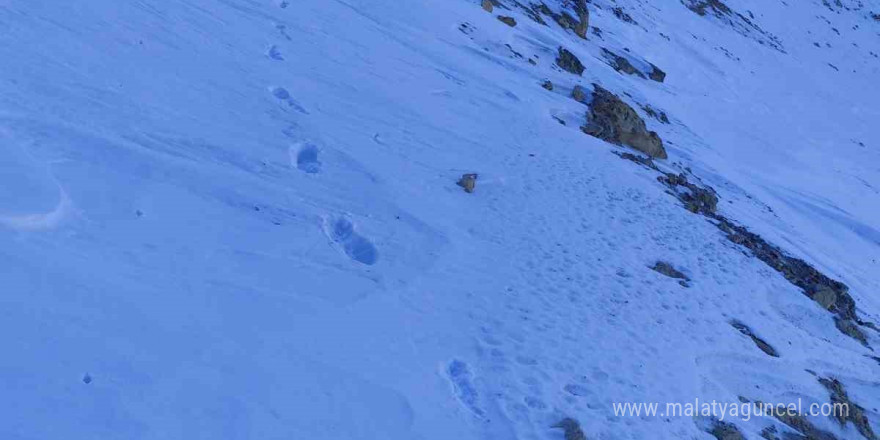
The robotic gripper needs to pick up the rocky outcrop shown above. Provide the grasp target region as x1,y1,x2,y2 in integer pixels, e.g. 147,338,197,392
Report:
615,152,874,345
819,377,877,440
730,320,779,357
541,80,554,91
556,47,585,75
582,85,667,159
457,173,478,193
481,0,493,13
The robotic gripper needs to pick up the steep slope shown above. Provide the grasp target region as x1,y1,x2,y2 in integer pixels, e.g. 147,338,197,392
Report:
1,0,878,439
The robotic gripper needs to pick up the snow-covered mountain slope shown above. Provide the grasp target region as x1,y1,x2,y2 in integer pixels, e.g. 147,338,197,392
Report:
1,0,878,438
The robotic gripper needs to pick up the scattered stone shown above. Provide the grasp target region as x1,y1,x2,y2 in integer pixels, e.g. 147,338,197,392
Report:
641,104,670,123
681,0,785,52
730,320,779,357
612,7,637,24
497,15,517,27
481,0,493,13
773,408,840,440
658,173,718,215
614,134,873,345
582,85,667,159
533,3,587,39
571,85,589,103
457,173,478,193
82,373,92,384
651,261,689,281
556,47,585,75
708,420,746,440
541,80,554,91
819,377,877,440
553,417,587,440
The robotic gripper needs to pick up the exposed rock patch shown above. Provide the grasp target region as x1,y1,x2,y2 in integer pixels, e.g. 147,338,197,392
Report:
553,417,587,440
730,320,779,357
651,261,690,287
530,2,589,39
497,15,517,27
581,85,667,159
641,104,670,124
681,0,785,52
615,152,873,345
708,420,746,440
556,47,585,75
481,0,493,13
457,173,478,193
600,48,665,82
541,80,554,91
819,377,877,440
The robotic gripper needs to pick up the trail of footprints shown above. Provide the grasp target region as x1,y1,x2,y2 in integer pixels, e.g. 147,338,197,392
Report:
264,4,378,266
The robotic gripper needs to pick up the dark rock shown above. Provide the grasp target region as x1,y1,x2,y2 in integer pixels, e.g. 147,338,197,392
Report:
649,65,667,82
834,318,868,346
553,417,587,440
731,320,779,357
772,408,840,440
573,0,590,39
571,85,588,103
602,48,644,78
481,0,493,13
709,420,746,440
556,47,585,75
681,0,785,52
658,173,718,214
582,85,667,159
541,80,554,91
457,173,478,193
612,7,636,24
641,105,670,123
819,377,877,440
497,15,517,27
651,261,689,280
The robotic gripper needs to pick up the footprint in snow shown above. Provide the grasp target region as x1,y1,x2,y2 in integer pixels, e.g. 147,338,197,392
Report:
266,45,284,61
326,217,379,265
447,360,484,416
269,86,308,114
290,142,321,174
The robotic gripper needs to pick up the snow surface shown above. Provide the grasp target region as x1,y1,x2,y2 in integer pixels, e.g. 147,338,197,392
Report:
1,0,878,439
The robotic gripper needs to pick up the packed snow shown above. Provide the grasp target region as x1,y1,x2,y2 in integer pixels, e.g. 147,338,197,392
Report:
1,0,878,439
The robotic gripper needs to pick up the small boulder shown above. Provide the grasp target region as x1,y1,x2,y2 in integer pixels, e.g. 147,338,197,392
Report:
481,0,493,13
582,85,667,159
649,64,666,82
497,16,517,27
651,261,689,281
556,47,585,76
541,80,554,91
553,418,587,440
457,173,478,193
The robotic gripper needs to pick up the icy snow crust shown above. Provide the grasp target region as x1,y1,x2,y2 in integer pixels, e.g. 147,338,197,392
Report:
1,0,878,439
